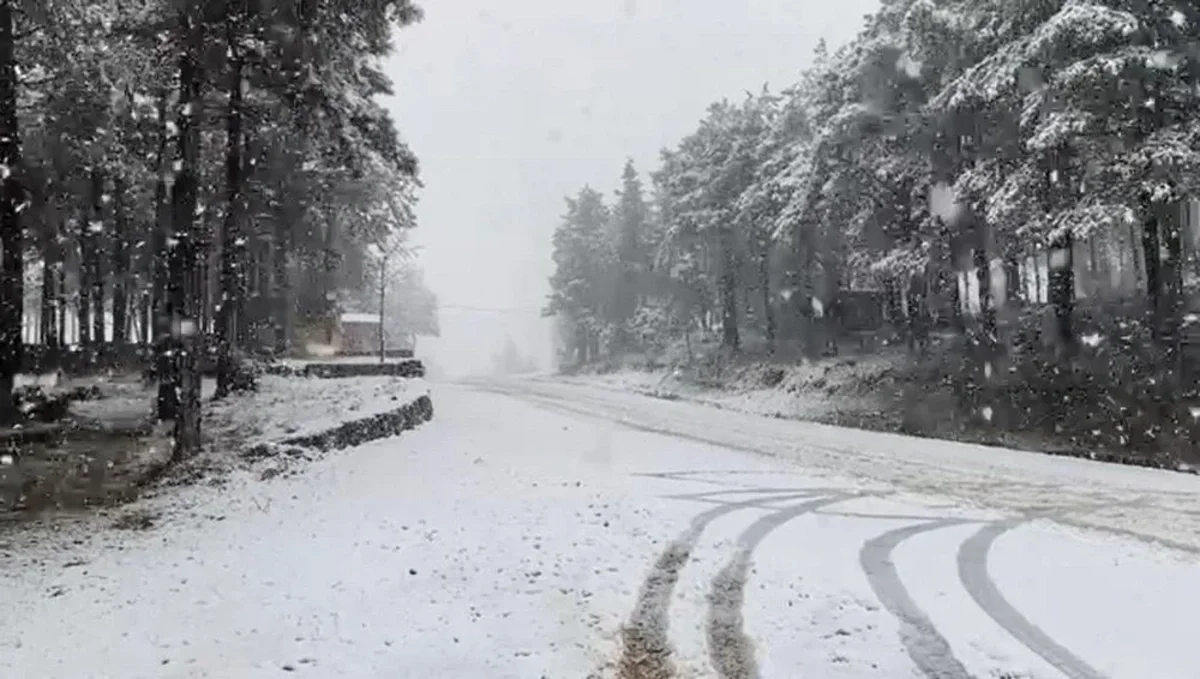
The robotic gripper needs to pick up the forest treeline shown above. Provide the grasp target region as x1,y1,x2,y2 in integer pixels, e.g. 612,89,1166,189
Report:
0,0,426,454
546,0,1200,384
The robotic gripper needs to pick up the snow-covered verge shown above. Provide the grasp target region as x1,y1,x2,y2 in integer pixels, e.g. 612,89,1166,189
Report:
206,374,430,449
560,347,1200,474
1,374,431,522
562,354,903,424
187,374,433,484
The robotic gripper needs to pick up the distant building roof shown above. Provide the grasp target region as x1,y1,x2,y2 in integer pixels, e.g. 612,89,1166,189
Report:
340,312,381,325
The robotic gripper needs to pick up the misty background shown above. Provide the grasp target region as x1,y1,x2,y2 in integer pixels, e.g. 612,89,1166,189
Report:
383,0,879,378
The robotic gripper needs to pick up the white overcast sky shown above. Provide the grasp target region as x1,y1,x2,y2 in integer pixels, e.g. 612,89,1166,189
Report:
382,0,879,376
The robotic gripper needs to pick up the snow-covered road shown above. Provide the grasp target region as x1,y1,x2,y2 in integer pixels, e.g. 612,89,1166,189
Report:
2,378,1198,678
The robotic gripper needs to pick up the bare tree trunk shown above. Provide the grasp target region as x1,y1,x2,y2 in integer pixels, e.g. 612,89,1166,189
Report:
0,0,21,423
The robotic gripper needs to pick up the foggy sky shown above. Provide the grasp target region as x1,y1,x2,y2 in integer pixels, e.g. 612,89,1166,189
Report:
382,0,879,377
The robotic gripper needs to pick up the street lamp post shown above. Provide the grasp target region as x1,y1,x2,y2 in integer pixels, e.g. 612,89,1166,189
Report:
378,251,387,365
370,236,417,365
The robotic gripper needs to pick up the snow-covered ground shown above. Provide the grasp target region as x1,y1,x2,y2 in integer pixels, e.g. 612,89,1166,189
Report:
1,377,1197,678
206,374,430,447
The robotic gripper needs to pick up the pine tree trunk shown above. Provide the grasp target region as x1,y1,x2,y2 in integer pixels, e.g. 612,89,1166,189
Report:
253,233,271,349
39,260,53,346
55,265,65,346
1161,202,1180,383
758,247,775,353
272,213,292,354
1048,233,1075,349
322,216,337,345
269,0,317,356
152,89,176,419
138,289,151,344
910,274,930,354
40,222,58,349
88,171,106,345
165,7,205,457
0,0,21,423
945,266,963,333
111,175,129,345
884,276,904,344
1142,197,1162,344
973,241,997,358
1004,256,1021,307
216,16,246,398
1161,200,1184,375
77,203,92,347
1045,148,1074,353
719,226,739,351
238,135,256,347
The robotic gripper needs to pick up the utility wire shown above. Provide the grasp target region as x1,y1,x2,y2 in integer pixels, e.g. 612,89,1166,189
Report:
439,304,545,314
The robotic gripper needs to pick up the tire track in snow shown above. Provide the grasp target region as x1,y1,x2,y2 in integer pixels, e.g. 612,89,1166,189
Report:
958,522,1107,679
705,495,852,679
617,490,831,679
859,519,973,679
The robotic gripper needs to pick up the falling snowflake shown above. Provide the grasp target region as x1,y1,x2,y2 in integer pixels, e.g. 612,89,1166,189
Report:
928,182,964,223
895,53,922,78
